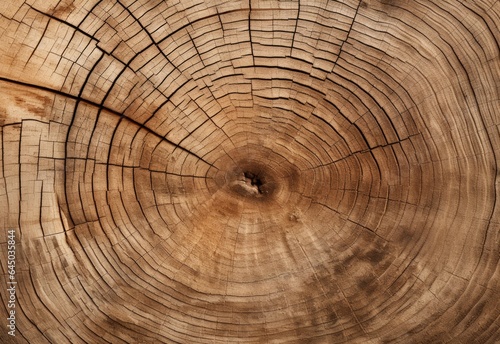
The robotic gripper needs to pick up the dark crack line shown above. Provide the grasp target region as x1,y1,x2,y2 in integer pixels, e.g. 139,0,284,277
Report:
0,76,215,169
248,0,256,65
290,0,301,56
109,0,220,168
140,79,192,128
203,85,238,149
331,61,402,144
306,133,422,171
187,31,205,68
330,0,363,73
167,57,236,152
28,1,220,171
24,16,51,69
63,49,105,228
29,5,95,41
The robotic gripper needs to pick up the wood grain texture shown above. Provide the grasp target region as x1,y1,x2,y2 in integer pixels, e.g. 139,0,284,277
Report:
0,0,499,343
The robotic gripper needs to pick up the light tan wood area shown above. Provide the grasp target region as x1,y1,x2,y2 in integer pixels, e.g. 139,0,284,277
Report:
1,0,499,343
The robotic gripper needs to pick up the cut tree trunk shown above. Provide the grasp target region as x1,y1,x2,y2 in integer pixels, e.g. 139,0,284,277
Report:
0,0,499,343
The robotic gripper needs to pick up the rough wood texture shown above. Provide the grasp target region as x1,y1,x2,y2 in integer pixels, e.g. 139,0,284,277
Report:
1,0,499,343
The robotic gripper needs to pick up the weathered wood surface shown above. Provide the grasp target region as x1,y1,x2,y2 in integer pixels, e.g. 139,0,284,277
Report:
0,0,499,343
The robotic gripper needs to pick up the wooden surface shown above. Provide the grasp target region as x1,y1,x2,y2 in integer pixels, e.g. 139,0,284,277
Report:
0,0,499,343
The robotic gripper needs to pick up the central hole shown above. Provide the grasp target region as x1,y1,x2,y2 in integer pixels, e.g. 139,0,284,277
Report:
243,171,263,194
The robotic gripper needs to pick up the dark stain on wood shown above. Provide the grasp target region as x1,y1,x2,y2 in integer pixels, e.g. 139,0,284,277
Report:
52,0,76,17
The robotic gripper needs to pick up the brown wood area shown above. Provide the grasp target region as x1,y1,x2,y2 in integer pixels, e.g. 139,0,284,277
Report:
0,0,499,343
